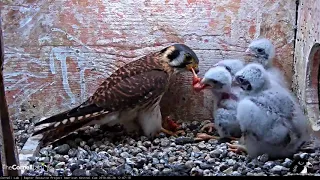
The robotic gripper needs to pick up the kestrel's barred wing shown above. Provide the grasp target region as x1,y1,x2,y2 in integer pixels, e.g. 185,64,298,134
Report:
33,52,170,143
35,52,164,126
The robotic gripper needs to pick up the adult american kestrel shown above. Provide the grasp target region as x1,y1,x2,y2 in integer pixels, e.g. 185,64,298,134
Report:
33,44,200,146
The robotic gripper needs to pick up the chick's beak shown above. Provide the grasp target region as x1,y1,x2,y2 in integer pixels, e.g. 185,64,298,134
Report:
245,48,255,57
193,78,210,92
231,77,240,87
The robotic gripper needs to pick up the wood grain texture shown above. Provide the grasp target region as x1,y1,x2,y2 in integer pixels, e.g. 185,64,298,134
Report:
0,14,20,176
1,0,296,125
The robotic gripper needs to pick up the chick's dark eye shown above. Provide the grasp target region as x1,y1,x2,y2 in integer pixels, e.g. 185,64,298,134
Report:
211,79,218,84
224,66,231,73
236,76,245,83
257,48,264,53
246,84,252,91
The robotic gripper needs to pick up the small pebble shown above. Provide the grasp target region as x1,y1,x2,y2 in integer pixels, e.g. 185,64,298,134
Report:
161,139,170,147
203,169,211,176
54,144,70,155
223,167,233,175
191,167,203,176
300,153,309,160
175,137,194,145
198,142,206,150
72,169,87,176
210,149,222,158
282,158,293,168
270,165,289,175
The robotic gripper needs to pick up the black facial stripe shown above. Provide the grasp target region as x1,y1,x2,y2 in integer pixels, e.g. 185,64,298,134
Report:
167,49,180,61
160,47,168,54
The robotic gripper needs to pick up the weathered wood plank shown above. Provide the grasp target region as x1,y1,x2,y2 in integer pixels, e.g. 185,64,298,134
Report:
0,11,20,176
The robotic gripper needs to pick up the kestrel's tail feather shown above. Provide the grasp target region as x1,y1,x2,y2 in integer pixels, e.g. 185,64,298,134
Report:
34,104,104,126
33,108,108,146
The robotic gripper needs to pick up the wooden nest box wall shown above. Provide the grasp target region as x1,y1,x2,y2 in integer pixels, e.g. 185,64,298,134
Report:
1,0,297,124
293,1,320,137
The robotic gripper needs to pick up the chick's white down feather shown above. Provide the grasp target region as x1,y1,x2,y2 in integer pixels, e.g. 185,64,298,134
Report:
235,63,310,159
246,38,288,89
202,59,245,138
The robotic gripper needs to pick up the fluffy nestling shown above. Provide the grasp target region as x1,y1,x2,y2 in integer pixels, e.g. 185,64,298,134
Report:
193,59,245,141
33,44,200,146
227,63,310,159
245,38,288,88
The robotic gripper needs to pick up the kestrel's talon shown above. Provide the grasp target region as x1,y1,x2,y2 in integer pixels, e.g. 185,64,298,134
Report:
163,116,180,129
195,133,219,141
226,142,247,154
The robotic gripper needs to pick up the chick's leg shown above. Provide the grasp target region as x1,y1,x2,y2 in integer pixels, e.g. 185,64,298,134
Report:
194,133,240,142
226,142,247,154
194,133,220,141
197,120,240,142
200,120,215,133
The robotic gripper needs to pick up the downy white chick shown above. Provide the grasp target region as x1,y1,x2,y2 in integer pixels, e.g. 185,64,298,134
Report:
193,59,245,141
245,38,288,88
227,63,310,159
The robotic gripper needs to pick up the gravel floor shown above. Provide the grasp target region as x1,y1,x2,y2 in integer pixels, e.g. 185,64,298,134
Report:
20,120,320,176
14,118,34,151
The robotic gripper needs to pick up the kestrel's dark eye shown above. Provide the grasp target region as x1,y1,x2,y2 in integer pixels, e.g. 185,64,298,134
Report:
257,48,264,53
185,54,192,62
